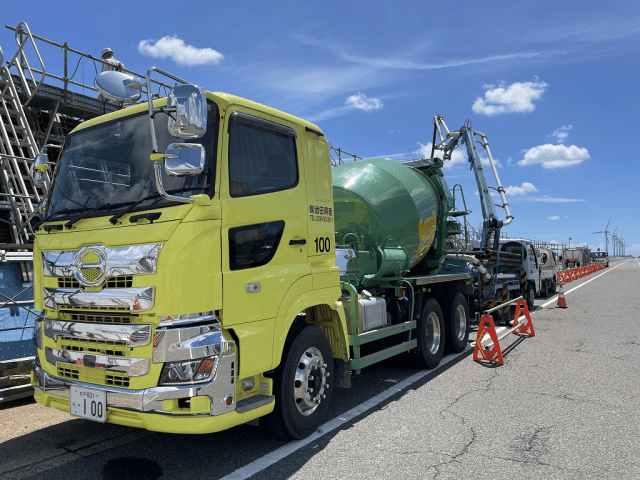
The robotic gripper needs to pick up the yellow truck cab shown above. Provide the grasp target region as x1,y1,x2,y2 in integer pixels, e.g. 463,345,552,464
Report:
31,70,349,439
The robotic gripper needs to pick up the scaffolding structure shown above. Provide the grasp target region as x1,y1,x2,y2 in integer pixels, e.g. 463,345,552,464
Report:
0,22,174,396
0,22,173,275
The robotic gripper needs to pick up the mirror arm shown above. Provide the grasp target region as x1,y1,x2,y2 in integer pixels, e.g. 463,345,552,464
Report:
145,67,189,153
152,160,194,204
150,107,177,121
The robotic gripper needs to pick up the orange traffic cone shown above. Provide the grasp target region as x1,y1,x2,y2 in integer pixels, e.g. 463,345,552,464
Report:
556,281,567,308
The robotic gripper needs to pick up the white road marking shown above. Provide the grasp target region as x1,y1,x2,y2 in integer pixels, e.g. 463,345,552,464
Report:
221,260,631,480
218,349,468,480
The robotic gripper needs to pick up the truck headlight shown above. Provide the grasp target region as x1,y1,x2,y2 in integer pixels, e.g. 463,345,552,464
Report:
159,357,217,385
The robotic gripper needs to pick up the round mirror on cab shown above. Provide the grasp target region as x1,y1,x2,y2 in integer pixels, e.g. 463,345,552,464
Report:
94,71,143,104
167,85,207,139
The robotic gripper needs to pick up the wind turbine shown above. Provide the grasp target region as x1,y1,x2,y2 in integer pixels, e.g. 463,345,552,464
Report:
592,217,611,254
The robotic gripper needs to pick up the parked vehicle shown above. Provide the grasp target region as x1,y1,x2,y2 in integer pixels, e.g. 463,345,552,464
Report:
535,247,558,296
496,239,557,309
562,247,591,268
29,68,517,439
591,249,609,267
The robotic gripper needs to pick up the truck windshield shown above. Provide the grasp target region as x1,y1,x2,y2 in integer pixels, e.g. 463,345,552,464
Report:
46,101,219,219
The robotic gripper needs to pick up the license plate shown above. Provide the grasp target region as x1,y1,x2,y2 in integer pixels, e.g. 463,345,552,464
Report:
70,386,106,422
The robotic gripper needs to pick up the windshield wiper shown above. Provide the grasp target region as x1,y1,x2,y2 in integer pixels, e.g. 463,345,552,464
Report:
109,188,207,225
109,192,161,225
34,208,82,230
64,202,117,229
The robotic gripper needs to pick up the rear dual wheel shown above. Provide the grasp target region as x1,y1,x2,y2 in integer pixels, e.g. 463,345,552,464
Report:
412,299,445,368
442,293,470,353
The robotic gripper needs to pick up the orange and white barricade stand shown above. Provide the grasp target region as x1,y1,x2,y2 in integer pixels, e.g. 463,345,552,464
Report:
474,299,535,365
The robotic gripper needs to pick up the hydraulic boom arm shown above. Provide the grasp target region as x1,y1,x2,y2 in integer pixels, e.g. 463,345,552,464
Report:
432,115,513,249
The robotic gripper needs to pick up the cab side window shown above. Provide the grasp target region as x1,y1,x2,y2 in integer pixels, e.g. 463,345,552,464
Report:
228,112,298,197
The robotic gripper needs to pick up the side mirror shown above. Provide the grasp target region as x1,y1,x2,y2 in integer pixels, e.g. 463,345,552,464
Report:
33,153,49,172
94,71,143,104
164,143,205,176
29,154,49,188
167,85,207,139
38,199,47,220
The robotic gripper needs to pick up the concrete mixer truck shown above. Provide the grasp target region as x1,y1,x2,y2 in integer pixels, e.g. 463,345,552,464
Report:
28,67,517,440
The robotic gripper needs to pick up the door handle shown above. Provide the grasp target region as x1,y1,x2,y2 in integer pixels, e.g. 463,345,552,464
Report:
289,239,306,245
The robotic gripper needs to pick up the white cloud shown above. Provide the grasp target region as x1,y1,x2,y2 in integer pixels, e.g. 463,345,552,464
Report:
472,79,548,116
138,35,224,66
550,239,558,244
345,92,383,112
552,125,572,143
629,244,640,255
308,92,383,121
490,183,582,202
504,182,538,196
548,215,560,220
518,144,590,169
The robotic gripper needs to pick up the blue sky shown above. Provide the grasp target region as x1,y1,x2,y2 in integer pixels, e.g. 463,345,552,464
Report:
3,1,639,255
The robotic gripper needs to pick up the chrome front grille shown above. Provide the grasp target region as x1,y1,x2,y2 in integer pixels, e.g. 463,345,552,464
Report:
59,336,128,357
66,312,134,324
57,365,131,387
43,286,155,312
57,276,134,290
44,319,151,348
42,316,151,390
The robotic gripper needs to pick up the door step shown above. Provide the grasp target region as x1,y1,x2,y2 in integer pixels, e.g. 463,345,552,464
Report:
236,394,274,413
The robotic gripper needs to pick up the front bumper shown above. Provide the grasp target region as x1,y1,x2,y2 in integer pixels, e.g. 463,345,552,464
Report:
33,352,234,416
33,315,237,416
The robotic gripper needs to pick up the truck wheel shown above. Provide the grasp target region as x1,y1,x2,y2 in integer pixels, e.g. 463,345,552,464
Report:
542,281,549,298
525,283,535,310
412,298,445,368
263,324,334,440
549,280,557,293
443,293,470,353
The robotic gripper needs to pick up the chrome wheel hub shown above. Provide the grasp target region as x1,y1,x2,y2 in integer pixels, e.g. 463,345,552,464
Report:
454,304,466,341
426,312,442,355
293,347,329,416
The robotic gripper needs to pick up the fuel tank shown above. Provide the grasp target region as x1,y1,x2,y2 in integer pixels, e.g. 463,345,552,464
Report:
332,158,451,282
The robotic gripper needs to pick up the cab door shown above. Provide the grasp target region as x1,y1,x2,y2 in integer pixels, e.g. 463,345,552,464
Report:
220,109,310,327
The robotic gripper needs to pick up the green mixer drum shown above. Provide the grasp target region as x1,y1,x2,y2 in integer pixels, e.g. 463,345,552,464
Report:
332,158,446,269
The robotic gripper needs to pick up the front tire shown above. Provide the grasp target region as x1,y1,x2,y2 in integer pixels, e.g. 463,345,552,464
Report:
443,293,470,353
412,298,445,368
525,282,535,310
263,324,334,440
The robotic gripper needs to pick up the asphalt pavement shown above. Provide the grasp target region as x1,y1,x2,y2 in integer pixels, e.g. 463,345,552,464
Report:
1,259,638,480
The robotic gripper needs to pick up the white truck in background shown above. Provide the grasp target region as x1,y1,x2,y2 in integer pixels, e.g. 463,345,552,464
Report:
498,239,558,309
535,246,558,296
591,249,610,267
